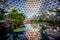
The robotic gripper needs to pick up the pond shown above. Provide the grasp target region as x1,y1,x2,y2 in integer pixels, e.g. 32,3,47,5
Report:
7,23,40,40
0,21,59,40
6,23,59,40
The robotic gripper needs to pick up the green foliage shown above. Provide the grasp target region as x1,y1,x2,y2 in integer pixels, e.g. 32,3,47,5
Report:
35,13,50,22
0,8,7,20
13,25,25,32
48,9,60,24
35,9,60,24
9,8,25,25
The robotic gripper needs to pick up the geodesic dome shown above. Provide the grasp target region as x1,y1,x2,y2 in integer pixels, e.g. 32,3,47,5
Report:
0,0,59,20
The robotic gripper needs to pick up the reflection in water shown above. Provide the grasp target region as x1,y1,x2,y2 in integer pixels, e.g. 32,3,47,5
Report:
7,24,42,40
24,24,41,31
7,23,57,40
25,24,42,40
26,28,41,40
24,24,34,31
7,34,27,40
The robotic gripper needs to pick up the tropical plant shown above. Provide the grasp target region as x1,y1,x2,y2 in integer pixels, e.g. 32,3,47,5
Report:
35,13,50,23
48,9,60,24
9,8,25,26
0,8,7,20
48,9,60,32
34,8,60,32
35,9,60,24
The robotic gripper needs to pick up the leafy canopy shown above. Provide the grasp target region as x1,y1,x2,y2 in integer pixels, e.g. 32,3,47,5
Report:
9,8,25,24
